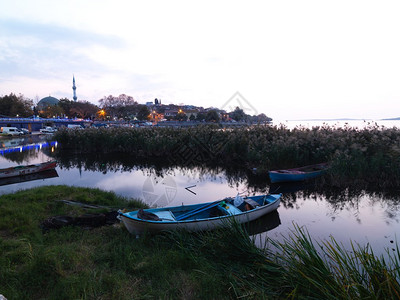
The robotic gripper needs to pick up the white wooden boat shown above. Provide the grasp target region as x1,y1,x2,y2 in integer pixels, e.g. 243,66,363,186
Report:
119,194,281,235
0,160,57,179
0,169,58,186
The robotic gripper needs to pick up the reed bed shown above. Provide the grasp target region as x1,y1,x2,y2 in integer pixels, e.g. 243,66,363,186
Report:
54,124,400,188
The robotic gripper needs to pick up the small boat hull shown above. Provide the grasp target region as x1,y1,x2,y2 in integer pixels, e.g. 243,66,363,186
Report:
120,194,281,235
269,163,328,183
0,169,58,186
0,161,57,179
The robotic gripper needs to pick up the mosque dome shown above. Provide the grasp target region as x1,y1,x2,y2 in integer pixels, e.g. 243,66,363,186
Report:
37,96,59,109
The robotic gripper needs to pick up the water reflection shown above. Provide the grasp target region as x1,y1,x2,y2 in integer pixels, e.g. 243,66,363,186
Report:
279,185,400,221
52,152,400,218
245,210,281,236
0,135,57,165
0,137,399,256
0,169,58,186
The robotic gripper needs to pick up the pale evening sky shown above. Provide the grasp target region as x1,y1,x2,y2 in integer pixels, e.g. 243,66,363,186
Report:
1,0,400,121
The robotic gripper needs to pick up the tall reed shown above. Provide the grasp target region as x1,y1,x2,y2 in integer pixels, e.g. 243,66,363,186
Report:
54,124,400,188
266,224,400,299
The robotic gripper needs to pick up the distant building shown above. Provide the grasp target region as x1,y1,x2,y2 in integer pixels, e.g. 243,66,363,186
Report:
164,110,179,117
37,96,59,110
72,76,77,102
185,109,199,119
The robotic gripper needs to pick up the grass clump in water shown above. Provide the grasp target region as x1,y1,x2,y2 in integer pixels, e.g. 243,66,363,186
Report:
267,224,400,299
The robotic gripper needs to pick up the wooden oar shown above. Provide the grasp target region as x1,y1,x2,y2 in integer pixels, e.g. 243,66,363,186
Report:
176,200,222,221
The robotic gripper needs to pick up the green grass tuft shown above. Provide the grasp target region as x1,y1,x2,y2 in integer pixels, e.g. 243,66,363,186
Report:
1,186,399,299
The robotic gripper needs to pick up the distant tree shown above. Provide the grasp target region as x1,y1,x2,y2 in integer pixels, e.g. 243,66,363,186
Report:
33,106,39,116
205,110,220,122
196,112,206,122
71,101,99,119
98,94,138,119
136,105,150,121
254,113,272,124
189,114,196,121
175,112,188,121
98,94,136,108
41,105,65,118
230,107,246,122
58,98,73,117
58,99,99,119
120,104,142,120
0,93,33,117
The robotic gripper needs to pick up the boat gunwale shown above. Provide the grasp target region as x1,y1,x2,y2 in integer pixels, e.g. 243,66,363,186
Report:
269,163,328,174
0,160,57,178
269,169,324,175
120,195,281,225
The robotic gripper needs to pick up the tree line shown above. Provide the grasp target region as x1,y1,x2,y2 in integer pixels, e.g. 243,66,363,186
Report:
0,93,272,123
0,94,33,118
0,93,99,119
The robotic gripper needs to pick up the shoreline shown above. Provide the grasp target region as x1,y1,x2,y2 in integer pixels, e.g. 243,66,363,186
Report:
1,185,399,299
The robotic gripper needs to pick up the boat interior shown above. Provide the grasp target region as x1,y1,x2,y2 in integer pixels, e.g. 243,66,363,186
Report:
136,195,272,222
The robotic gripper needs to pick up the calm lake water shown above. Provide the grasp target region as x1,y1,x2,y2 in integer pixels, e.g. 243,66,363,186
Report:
276,119,400,130
1,124,399,256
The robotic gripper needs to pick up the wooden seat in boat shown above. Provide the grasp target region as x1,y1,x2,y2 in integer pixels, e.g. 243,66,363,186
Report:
244,198,260,209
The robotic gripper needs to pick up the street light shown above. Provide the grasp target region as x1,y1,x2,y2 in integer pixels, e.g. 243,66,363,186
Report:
98,109,106,120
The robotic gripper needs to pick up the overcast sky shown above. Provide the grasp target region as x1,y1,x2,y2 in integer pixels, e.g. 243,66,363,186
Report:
1,0,400,121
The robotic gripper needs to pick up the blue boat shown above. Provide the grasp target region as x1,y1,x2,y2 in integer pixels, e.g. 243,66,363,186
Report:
269,163,329,183
119,194,281,235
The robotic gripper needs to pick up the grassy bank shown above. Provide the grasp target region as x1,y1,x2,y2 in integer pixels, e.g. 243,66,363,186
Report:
1,186,399,299
54,125,400,188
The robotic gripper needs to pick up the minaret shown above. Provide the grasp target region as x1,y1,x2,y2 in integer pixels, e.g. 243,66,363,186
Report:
72,75,77,102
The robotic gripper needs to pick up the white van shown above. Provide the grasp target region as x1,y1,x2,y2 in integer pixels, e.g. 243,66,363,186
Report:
40,126,57,134
0,127,23,136
67,124,83,129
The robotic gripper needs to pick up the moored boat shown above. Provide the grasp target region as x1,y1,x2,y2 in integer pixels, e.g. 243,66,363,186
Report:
0,160,57,179
119,194,282,235
269,163,328,183
0,169,58,186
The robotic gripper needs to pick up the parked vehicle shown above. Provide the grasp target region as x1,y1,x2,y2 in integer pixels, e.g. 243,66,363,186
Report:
92,123,108,128
17,128,30,135
67,124,83,129
40,126,57,134
0,127,23,136
119,193,282,235
268,163,329,183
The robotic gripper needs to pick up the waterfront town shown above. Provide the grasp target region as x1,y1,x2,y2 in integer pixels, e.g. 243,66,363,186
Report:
0,86,272,133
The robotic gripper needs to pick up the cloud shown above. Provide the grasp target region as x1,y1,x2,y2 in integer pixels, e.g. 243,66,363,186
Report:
0,19,125,79
0,19,124,47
